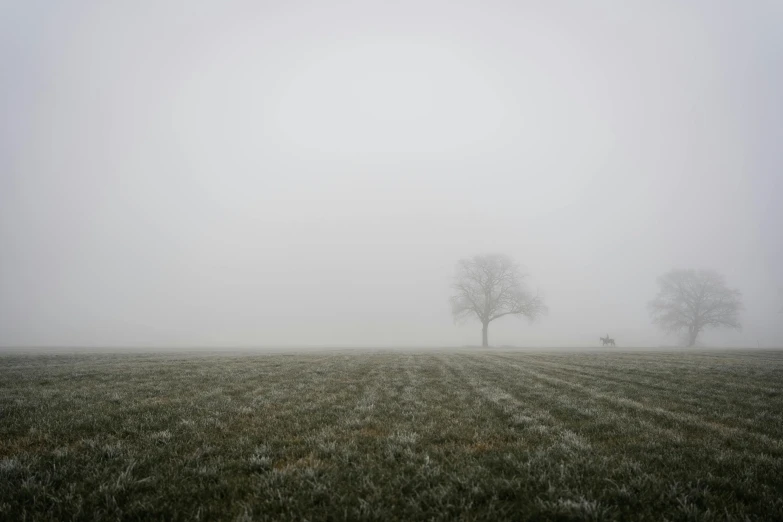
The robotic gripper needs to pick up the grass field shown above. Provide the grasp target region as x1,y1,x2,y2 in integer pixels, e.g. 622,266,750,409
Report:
1,349,782,521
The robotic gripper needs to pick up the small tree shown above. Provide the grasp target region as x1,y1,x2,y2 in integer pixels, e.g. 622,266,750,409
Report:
450,254,546,347
648,269,743,347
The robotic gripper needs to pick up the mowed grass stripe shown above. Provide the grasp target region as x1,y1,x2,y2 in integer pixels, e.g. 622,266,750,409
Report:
461,355,783,499
503,355,783,438
519,352,783,422
485,354,783,456
507,354,783,450
527,350,783,378
443,354,778,520
524,352,783,397
455,354,707,454
527,351,783,376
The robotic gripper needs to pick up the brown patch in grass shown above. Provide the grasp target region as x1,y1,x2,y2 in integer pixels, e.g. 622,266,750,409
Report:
0,436,66,459
463,434,518,454
467,441,496,453
359,427,386,438
273,453,325,472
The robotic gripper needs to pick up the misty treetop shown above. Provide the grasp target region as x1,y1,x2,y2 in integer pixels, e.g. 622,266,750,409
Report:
450,254,546,347
648,269,743,347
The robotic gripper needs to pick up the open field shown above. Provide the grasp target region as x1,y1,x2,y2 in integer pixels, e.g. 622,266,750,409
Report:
1,350,782,521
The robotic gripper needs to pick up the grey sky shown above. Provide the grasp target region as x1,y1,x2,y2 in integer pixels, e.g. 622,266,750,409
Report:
1,1,781,347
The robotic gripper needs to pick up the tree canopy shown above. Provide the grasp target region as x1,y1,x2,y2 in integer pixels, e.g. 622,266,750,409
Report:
648,269,743,347
450,254,546,347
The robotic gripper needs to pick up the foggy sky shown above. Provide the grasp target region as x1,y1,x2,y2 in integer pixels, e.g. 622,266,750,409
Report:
2,1,782,348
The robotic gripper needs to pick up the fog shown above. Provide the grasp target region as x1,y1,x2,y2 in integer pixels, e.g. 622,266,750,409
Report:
2,1,781,348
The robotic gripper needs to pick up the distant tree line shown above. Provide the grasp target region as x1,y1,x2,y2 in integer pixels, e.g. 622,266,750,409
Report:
450,254,744,348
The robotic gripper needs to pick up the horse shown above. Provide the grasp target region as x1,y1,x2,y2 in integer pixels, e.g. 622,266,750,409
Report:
600,335,616,347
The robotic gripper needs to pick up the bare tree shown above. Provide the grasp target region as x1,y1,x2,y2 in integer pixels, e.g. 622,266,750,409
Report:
648,269,743,347
450,254,546,347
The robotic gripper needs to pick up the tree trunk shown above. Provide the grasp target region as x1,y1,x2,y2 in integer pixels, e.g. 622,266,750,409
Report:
482,322,489,348
687,326,699,347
